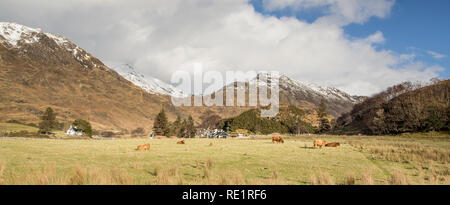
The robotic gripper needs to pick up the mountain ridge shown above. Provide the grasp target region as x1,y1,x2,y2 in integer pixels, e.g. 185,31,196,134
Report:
0,22,173,131
108,63,187,98
0,22,363,131
0,22,256,131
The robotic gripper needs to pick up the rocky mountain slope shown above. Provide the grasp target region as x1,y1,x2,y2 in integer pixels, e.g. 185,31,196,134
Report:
209,73,364,117
277,75,364,117
0,22,252,131
0,22,175,131
109,63,186,98
0,22,362,132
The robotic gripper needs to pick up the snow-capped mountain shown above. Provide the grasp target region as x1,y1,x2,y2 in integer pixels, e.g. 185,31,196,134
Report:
0,22,41,46
220,72,364,116
250,73,362,104
281,76,361,104
0,21,363,122
0,22,186,98
0,22,179,130
109,63,186,98
0,22,102,69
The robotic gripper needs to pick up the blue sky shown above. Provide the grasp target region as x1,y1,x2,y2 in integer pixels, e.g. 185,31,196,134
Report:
251,0,450,78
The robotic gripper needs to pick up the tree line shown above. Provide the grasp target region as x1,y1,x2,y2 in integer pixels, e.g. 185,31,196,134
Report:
217,105,320,135
152,109,196,138
335,79,449,135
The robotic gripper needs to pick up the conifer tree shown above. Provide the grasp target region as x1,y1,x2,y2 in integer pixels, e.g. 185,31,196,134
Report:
38,107,58,134
185,115,196,138
319,118,331,133
153,109,169,136
317,98,331,133
179,119,187,138
170,115,182,137
318,98,327,118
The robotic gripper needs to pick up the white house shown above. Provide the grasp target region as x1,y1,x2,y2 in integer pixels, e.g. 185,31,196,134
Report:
66,125,83,136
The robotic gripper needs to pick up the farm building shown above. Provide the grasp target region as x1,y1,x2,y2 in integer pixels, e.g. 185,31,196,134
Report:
66,125,83,136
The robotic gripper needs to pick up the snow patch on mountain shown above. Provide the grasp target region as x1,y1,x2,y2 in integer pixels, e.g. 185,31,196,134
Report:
0,22,41,46
0,22,362,103
306,82,358,103
243,73,361,104
0,22,101,69
0,22,186,97
109,63,187,98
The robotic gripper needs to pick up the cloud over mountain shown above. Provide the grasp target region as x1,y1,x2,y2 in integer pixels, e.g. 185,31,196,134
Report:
0,0,442,96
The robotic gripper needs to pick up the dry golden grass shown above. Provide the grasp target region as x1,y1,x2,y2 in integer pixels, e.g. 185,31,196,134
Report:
69,167,107,185
111,169,134,185
0,161,5,184
309,172,335,185
66,167,135,185
389,170,410,185
344,172,356,185
362,143,449,164
0,133,448,185
27,165,70,185
0,123,39,133
347,134,449,185
360,171,375,185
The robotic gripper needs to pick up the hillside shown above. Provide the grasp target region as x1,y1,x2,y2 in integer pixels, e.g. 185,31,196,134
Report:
0,22,179,131
261,73,364,117
108,63,186,98
0,22,266,132
335,79,449,134
199,73,363,118
0,22,365,133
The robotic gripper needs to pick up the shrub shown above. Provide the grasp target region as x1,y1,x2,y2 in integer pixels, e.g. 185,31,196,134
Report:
26,123,38,128
131,127,145,135
101,131,115,138
6,119,21,124
71,119,93,137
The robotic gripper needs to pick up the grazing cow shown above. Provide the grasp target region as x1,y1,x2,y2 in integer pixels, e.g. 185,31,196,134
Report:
325,142,340,147
177,140,185,144
155,136,167,139
137,143,150,151
272,136,284,143
313,140,326,148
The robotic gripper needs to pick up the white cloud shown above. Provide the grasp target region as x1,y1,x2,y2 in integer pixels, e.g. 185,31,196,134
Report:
426,50,446,59
262,0,395,25
363,31,385,44
0,0,442,96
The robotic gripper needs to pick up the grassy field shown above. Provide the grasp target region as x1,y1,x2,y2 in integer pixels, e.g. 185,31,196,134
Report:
0,123,70,138
0,133,448,185
0,123,39,133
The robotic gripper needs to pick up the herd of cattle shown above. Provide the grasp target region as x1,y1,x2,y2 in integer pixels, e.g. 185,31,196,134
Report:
136,136,340,151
